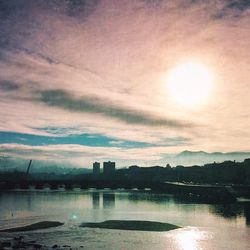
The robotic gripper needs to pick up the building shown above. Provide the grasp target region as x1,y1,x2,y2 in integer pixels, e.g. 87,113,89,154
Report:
103,161,116,175
244,159,250,183
93,162,100,175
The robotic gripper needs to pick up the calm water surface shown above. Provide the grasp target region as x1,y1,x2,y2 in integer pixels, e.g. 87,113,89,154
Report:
0,190,250,249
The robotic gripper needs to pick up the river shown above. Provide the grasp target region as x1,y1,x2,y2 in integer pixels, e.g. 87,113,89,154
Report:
0,190,250,249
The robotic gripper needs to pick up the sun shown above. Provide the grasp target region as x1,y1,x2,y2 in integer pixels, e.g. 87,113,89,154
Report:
166,62,213,107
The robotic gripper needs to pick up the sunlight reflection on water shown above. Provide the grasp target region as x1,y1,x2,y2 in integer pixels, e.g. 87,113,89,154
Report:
165,227,213,250
176,229,202,250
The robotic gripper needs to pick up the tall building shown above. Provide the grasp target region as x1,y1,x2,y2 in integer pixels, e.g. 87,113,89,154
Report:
103,161,116,175
244,159,250,183
93,162,100,175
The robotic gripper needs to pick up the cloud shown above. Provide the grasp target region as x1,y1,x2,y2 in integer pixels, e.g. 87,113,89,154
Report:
65,0,100,17
39,89,192,128
0,143,174,167
225,0,250,11
0,80,19,91
109,140,124,145
1,0,250,166
213,0,250,18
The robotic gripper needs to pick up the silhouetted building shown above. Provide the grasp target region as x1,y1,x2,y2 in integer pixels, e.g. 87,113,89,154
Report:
103,161,115,175
244,159,250,183
93,162,100,175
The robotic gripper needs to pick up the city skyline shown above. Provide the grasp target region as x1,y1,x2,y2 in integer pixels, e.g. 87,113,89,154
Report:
1,0,250,168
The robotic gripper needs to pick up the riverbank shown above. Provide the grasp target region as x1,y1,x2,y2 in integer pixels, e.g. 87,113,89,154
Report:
0,236,83,249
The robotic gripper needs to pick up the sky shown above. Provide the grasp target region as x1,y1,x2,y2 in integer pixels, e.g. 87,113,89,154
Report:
0,0,250,168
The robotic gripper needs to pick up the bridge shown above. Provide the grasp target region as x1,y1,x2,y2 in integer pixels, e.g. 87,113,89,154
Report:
0,179,240,203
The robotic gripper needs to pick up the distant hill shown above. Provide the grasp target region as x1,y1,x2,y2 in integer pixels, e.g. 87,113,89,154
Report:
168,150,250,166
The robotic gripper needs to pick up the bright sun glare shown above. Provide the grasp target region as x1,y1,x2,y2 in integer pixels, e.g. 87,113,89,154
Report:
167,62,213,107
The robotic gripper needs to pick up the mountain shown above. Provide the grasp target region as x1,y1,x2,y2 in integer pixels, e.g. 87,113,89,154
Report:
166,150,250,166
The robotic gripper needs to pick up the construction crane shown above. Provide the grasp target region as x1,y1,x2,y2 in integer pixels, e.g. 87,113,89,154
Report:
26,159,32,178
